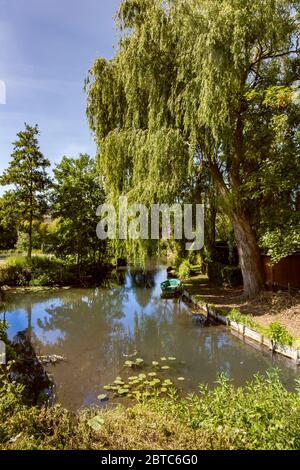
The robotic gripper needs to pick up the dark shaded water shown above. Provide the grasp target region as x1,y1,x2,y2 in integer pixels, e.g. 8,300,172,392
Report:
1,266,299,409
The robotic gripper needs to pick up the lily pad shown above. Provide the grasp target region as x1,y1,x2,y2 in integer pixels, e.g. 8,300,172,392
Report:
97,394,108,402
138,373,147,380
103,385,113,391
161,366,170,370
163,379,173,386
117,388,129,395
177,377,185,381
135,358,144,365
168,357,176,361
161,387,168,393
114,380,125,386
152,361,159,367
160,357,167,361
87,416,104,432
149,378,161,386
148,372,157,377
124,360,134,367
149,380,157,387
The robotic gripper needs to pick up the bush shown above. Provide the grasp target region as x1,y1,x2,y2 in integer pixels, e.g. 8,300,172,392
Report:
227,308,260,330
178,260,191,279
227,311,295,347
0,256,77,287
0,257,31,286
266,322,293,347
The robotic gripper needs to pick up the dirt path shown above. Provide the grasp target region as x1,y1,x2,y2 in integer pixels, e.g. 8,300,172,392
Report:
183,274,300,339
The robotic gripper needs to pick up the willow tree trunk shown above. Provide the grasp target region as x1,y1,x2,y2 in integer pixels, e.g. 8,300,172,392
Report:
233,214,264,298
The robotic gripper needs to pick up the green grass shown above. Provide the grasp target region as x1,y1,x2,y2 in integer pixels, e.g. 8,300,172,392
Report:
1,369,300,450
182,264,208,296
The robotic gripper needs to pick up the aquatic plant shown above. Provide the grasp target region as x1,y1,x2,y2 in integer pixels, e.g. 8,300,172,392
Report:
87,416,104,432
105,354,181,400
227,309,296,347
97,394,108,402
266,322,293,347
2,368,300,450
227,309,260,330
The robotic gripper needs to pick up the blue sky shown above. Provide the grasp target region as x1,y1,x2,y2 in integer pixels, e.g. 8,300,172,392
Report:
0,0,120,191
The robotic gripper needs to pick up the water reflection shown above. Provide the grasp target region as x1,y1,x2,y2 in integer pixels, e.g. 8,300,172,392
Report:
1,266,299,409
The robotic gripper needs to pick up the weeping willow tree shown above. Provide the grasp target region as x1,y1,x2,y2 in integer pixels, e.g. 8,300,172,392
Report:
86,0,300,297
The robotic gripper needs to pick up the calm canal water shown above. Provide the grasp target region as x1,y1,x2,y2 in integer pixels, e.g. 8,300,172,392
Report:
1,266,299,409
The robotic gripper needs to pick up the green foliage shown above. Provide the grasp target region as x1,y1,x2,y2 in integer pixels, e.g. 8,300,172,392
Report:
86,0,300,296
167,370,300,450
0,257,31,286
52,154,106,264
227,309,260,331
0,124,51,258
1,369,300,449
178,260,191,279
0,193,18,250
260,225,300,264
227,310,295,347
208,262,242,287
0,256,77,287
0,320,7,343
221,266,243,287
15,232,30,252
266,322,294,347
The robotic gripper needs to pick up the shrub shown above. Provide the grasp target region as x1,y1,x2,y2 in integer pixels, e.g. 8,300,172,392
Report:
227,308,260,330
227,312,295,347
178,260,191,279
0,257,31,286
0,256,77,287
266,322,293,347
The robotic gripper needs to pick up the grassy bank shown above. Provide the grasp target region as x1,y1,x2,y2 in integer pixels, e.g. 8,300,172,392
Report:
1,367,300,450
0,256,112,288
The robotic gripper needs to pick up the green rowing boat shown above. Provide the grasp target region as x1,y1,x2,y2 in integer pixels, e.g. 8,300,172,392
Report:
160,278,182,295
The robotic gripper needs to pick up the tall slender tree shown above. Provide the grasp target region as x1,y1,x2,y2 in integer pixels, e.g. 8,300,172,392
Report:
0,124,51,258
